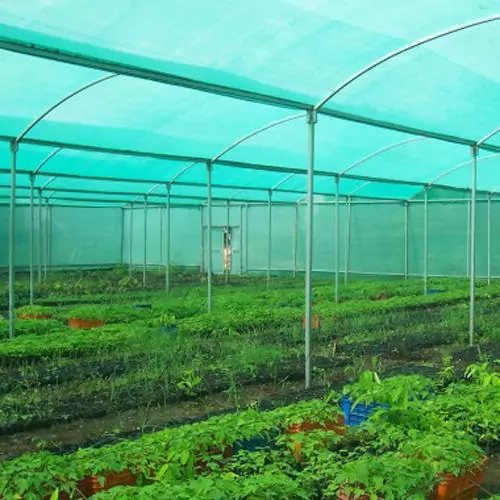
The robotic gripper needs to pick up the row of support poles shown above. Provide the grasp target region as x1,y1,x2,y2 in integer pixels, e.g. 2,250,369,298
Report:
165,185,171,293
344,196,351,284
206,162,213,313
143,196,148,287
423,186,429,295
267,191,272,289
469,146,478,347
293,203,298,278
304,109,317,390
334,175,340,303
404,202,409,280
129,202,134,277
225,200,230,284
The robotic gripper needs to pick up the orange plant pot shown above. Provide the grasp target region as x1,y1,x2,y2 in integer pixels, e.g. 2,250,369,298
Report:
78,469,138,496
68,317,105,329
302,314,321,329
195,445,233,475
286,415,345,461
18,314,53,320
430,457,488,500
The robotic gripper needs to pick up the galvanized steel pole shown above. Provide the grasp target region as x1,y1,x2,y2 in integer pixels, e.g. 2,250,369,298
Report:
335,175,340,303
424,187,428,295
207,162,213,313
159,206,163,271
200,206,205,274
467,199,471,278
404,201,409,280
129,202,134,277
120,207,125,266
226,200,230,283
344,196,351,284
29,174,35,305
239,204,243,275
37,189,42,284
305,110,317,389
166,185,171,293
469,147,478,346
245,204,249,273
143,196,147,287
267,190,272,289
44,198,49,281
293,203,298,278
8,140,18,339
488,193,492,285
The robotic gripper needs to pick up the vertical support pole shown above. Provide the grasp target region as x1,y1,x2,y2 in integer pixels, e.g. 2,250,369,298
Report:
44,198,49,281
424,186,429,295
404,201,409,280
166,185,171,293
37,189,42,284
239,203,243,275
293,202,298,278
129,202,134,277
200,206,205,274
8,140,18,339
344,196,351,284
469,146,478,346
466,198,471,278
245,204,249,273
225,200,230,283
207,162,213,313
48,204,52,274
159,206,163,271
143,196,147,287
267,190,272,289
120,207,125,266
29,174,35,305
488,192,492,285
305,109,317,390
334,175,340,303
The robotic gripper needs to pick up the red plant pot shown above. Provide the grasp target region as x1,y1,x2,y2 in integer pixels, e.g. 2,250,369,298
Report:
430,457,488,500
78,469,138,496
68,318,105,329
302,314,321,329
286,415,345,461
18,314,53,320
195,445,233,474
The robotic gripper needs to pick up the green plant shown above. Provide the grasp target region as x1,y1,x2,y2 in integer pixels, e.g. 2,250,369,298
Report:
176,369,202,396
16,305,54,317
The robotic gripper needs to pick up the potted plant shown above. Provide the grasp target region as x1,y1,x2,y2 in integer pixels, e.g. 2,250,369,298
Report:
330,452,437,499
16,305,54,320
65,305,107,329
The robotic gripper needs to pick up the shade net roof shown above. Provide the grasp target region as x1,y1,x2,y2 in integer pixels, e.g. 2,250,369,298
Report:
0,0,498,205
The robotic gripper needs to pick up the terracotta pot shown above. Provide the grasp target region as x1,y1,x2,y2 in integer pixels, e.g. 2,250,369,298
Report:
286,415,345,461
430,457,488,500
302,313,321,329
78,469,138,495
18,314,53,320
68,317,105,329
195,445,233,474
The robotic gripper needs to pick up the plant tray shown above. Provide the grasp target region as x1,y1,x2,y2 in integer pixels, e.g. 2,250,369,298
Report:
68,317,105,329
341,395,388,427
430,457,488,500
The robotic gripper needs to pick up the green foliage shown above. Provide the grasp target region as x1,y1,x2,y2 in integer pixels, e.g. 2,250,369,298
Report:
16,305,54,317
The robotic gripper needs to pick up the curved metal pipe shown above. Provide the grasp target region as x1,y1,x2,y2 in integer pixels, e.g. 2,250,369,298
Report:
477,126,500,147
16,74,118,143
33,148,64,176
211,112,306,163
315,14,500,112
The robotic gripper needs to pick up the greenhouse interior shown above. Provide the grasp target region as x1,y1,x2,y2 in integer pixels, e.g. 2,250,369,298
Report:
0,1,499,498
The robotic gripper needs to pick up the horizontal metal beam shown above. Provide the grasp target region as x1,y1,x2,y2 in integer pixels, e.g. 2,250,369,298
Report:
0,28,498,156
